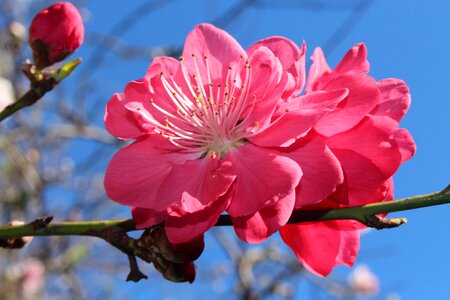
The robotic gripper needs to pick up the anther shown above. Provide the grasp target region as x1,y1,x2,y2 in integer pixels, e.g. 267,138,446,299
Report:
210,151,217,159
179,56,184,61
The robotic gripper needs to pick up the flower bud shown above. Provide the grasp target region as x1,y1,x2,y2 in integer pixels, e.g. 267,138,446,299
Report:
29,2,84,69
139,225,204,264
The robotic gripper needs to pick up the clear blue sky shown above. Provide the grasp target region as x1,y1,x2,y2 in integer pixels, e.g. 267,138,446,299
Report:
69,0,450,298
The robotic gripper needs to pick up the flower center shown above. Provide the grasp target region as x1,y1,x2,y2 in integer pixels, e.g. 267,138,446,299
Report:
148,54,257,158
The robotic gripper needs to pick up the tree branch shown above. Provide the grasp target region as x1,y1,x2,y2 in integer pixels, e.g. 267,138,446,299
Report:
0,58,81,122
0,185,448,239
0,185,448,283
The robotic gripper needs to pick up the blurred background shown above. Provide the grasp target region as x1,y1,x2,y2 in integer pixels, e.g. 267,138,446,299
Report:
0,0,449,299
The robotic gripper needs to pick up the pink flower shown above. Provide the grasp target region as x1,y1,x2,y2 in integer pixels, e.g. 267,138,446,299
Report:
29,2,84,69
104,24,348,244
20,259,45,298
280,44,415,276
348,264,380,295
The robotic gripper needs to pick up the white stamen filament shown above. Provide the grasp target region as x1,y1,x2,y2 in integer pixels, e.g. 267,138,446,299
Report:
150,53,256,157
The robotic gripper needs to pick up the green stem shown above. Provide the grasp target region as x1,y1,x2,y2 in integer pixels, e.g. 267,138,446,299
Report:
0,58,81,123
0,89,42,122
287,184,450,224
0,185,448,239
0,219,135,239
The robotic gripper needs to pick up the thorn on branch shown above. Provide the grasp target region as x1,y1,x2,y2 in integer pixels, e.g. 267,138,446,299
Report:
30,215,54,230
126,254,148,282
364,215,407,229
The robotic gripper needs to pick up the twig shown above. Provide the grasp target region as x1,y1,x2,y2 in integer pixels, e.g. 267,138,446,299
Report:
0,58,82,122
0,185,448,283
0,185,449,238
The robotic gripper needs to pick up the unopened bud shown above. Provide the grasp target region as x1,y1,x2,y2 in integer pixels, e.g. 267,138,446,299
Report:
29,2,84,69
152,255,196,283
139,225,204,264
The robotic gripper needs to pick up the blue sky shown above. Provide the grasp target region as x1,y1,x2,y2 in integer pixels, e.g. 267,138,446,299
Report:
62,0,450,298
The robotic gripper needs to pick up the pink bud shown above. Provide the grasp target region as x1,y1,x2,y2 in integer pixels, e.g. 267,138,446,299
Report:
29,2,84,69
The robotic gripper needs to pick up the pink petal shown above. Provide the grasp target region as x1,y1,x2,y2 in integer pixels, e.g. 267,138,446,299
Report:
392,128,416,163
313,72,382,136
240,46,285,129
250,89,348,147
281,135,344,207
225,144,302,217
165,193,231,244
143,57,194,124
157,158,235,213
334,43,370,74
232,190,295,243
248,37,306,96
182,23,246,83
104,93,145,139
132,207,166,229
371,78,411,122
305,47,331,93
326,115,402,177
331,149,389,206
280,220,360,276
104,135,191,211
